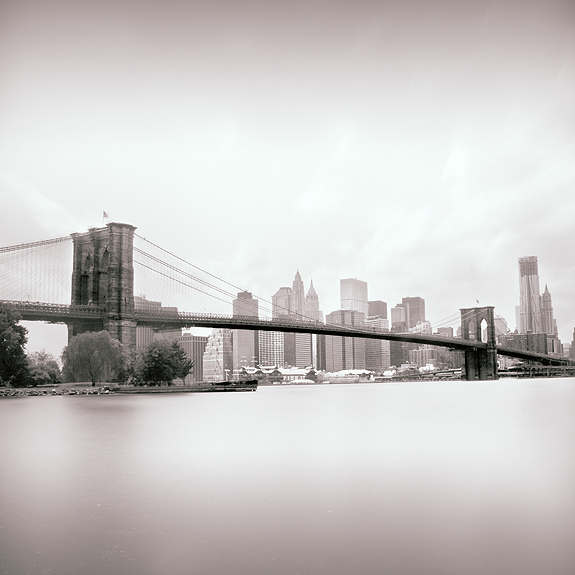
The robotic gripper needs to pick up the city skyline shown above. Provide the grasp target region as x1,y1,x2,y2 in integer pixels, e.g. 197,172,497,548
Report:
1,0,574,355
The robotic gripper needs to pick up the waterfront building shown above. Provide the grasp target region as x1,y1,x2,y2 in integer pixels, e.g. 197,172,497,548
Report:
408,346,437,368
518,256,542,334
232,291,259,371
203,328,233,382
325,309,366,371
258,331,284,367
500,332,548,355
340,278,368,317
365,316,391,372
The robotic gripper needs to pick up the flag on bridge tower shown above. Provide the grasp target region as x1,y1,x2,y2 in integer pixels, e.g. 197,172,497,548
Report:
103,211,109,219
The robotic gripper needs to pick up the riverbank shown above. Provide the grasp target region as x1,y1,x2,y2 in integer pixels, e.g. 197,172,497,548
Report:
0,380,258,397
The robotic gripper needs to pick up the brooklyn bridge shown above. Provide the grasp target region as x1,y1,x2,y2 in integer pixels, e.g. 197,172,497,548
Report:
1,222,571,380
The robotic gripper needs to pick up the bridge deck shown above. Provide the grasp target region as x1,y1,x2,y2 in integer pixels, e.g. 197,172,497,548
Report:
3,300,571,366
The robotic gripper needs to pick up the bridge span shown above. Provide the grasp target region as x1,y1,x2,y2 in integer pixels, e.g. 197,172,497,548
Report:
4,300,571,370
2,222,573,380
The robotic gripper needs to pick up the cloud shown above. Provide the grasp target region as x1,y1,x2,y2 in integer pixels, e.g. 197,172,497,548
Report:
0,169,81,242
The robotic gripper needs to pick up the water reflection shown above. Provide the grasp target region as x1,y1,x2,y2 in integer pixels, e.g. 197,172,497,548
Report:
1,380,574,574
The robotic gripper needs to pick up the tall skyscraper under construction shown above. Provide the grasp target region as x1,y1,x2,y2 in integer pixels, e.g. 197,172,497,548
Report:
518,256,542,334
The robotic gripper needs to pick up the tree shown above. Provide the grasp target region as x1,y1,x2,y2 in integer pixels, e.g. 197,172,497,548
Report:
170,341,194,384
27,350,62,386
0,303,30,387
62,331,123,386
137,340,194,385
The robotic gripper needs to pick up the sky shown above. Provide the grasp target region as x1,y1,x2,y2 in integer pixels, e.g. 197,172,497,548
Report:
1,0,574,358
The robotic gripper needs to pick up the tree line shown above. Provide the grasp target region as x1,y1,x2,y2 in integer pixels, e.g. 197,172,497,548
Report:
0,303,194,387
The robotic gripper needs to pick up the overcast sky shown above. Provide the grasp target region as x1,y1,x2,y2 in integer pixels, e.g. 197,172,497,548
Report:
1,0,574,357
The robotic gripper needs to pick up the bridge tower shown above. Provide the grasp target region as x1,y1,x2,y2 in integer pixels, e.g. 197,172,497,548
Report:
69,222,137,346
460,306,498,380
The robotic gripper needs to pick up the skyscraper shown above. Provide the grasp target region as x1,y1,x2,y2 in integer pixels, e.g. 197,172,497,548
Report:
232,291,259,371
203,329,233,382
368,300,387,319
540,285,557,336
518,256,541,333
270,272,314,368
258,331,284,366
305,280,323,322
292,270,305,318
365,316,390,372
390,305,407,329
272,286,292,317
305,280,323,369
400,297,425,329
325,309,366,371
340,278,368,317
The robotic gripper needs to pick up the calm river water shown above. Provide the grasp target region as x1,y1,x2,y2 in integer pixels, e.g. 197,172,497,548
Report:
1,380,574,575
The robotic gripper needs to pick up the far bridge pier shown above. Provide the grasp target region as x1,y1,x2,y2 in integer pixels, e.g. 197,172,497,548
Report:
460,306,498,380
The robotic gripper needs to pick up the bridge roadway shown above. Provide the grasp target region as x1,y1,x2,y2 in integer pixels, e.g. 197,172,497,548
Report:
4,300,572,367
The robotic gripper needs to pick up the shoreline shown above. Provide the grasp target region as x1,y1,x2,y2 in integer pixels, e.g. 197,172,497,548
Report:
0,381,258,397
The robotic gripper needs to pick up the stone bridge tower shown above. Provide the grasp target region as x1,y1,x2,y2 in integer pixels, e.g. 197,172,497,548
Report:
460,306,498,380
69,222,137,346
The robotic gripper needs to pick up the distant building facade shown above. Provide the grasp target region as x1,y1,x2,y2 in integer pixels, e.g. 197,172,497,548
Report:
325,309,366,371
232,291,259,371
176,334,208,384
340,278,368,317
399,297,425,329
368,300,387,319
203,328,233,382
258,331,284,367
365,316,390,372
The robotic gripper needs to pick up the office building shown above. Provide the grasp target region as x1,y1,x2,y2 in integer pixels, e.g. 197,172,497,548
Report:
325,309,366,371
232,291,259,371
271,272,314,367
368,300,387,319
305,280,323,369
365,316,390,372
540,285,557,336
399,297,425,329
203,329,233,382
175,334,208,384
436,327,454,338
272,286,293,317
340,278,368,317
134,295,180,348
292,270,305,318
258,331,284,366
391,305,407,328
305,280,323,322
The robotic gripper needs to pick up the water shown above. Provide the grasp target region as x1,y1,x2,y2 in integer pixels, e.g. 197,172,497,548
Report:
1,380,574,575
